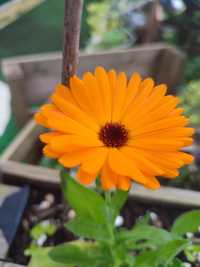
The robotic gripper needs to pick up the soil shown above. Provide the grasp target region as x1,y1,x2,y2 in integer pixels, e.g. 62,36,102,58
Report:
5,185,200,267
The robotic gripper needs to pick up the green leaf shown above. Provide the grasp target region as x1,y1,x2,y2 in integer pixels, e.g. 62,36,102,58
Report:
171,210,200,236
118,225,173,249
49,240,111,267
157,239,188,266
165,258,185,267
28,247,72,267
135,239,188,267
111,190,128,221
66,216,111,241
31,222,57,240
61,171,106,224
135,250,158,267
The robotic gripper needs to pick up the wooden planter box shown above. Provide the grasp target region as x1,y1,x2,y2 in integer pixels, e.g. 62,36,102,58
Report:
2,43,199,207
2,43,185,128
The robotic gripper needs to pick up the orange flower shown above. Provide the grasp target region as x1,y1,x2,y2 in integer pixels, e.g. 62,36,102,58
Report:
35,67,194,191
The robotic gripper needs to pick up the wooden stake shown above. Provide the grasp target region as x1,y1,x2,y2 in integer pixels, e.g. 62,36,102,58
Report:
143,0,160,43
62,0,83,86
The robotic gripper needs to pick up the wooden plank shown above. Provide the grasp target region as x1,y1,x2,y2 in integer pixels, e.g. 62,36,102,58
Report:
1,119,43,162
0,160,59,186
153,46,186,94
1,159,200,208
130,185,200,207
0,184,29,258
0,262,24,267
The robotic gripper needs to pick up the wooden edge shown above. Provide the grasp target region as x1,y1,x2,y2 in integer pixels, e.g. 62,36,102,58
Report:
1,43,169,67
1,158,200,207
153,45,186,92
0,262,25,267
0,119,42,161
129,184,200,207
0,160,60,186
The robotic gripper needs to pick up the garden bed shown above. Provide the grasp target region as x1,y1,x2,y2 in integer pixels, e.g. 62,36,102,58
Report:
5,184,199,267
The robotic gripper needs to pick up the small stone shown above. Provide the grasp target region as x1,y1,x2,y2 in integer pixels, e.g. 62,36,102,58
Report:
115,216,124,227
45,194,55,205
68,209,76,219
186,232,194,239
37,234,47,246
183,263,191,267
41,220,50,227
149,212,158,222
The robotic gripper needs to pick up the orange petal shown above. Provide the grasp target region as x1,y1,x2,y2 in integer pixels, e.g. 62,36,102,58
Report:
108,69,117,96
117,176,131,191
177,152,194,164
41,105,98,137
122,146,164,175
100,162,117,191
145,176,160,190
112,72,127,121
77,168,96,185
54,84,76,105
81,147,108,174
95,66,112,121
43,145,60,158
40,132,60,144
83,72,106,124
121,72,141,117
58,148,93,168
34,113,49,127
129,138,184,151
51,92,99,132
108,148,147,184
50,135,102,153
70,75,92,115
133,116,188,136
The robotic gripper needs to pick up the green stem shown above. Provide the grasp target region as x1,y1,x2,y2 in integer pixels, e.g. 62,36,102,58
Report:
105,191,115,243
105,191,122,267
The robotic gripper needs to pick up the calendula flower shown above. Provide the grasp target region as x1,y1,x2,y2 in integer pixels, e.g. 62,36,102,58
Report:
35,67,194,191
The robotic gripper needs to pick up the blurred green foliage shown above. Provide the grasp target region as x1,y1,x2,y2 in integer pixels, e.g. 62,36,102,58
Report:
0,0,95,59
86,0,140,51
0,0,96,153
184,57,200,82
25,221,57,256
0,0,10,4
180,79,200,125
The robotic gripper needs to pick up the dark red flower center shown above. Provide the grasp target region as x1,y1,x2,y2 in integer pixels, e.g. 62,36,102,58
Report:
99,122,129,148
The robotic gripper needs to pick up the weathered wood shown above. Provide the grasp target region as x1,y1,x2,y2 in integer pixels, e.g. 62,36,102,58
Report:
1,119,43,162
0,262,25,267
142,0,160,43
1,43,185,127
0,184,29,258
130,185,200,207
62,0,83,85
1,161,200,207
153,46,186,94
0,160,59,187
